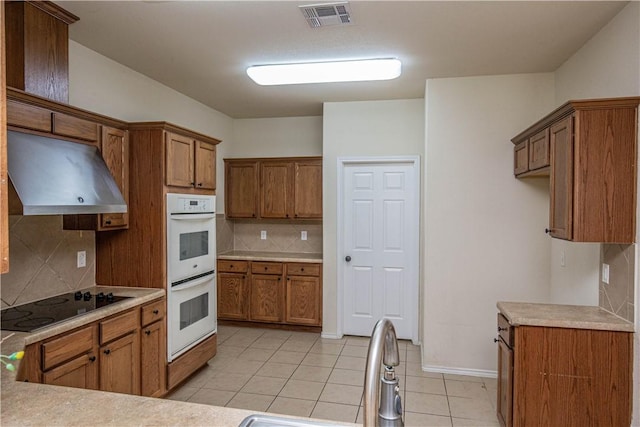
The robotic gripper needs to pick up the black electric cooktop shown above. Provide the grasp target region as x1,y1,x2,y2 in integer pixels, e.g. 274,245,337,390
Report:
1,291,130,332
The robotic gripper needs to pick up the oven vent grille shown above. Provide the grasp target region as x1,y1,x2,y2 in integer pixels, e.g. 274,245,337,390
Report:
299,2,352,28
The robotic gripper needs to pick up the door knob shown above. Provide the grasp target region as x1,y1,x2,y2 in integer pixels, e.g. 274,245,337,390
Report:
345,256,351,262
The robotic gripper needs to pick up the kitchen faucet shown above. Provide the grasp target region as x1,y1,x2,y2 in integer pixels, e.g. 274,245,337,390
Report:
363,319,404,427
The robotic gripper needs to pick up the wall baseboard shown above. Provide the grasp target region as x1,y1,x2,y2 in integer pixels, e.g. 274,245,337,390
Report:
422,364,497,379
321,332,343,339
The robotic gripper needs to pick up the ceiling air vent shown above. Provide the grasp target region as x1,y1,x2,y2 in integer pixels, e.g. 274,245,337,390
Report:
299,2,352,28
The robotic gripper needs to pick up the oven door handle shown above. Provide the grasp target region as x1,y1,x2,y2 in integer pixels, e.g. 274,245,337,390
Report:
171,274,214,292
170,213,216,220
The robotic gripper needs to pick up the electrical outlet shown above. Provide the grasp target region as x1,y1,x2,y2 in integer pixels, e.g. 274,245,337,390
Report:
261,230,267,240
77,251,86,268
602,263,610,284
301,231,308,241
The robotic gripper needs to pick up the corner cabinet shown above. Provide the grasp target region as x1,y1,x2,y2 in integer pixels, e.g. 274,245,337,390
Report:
225,157,322,220
512,97,640,243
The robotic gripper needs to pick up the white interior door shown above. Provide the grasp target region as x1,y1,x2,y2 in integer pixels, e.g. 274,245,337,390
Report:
340,158,419,341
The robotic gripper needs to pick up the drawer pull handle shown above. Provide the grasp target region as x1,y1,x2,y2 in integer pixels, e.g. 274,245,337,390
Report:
104,349,111,355
497,327,508,332
153,309,159,315
145,330,151,335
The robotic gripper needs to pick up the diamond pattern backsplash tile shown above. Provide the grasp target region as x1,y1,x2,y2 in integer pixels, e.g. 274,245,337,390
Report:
599,243,635,322
1,215,96,308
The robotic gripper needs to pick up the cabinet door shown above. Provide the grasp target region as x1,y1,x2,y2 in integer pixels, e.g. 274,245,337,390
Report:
165,132,195,188
286,275,321,326
194,140,216,190
496,339,513,427
528,128,550,171
141,320,166,397
260,161,293,219
100,332,140,395
250,274,283,322
43,352,99,390
293,159,322,219
513,141,528,176
549,116,573,240
218,272,249,320
100,126,129,230
225,160,259,218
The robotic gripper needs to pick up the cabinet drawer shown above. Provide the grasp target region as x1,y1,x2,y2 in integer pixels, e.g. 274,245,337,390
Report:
497,313,513,348
287,263,320,277
42,325,95,371
7,100,52,132
251,262,283,275
100,309,139,344
52,112,100,142
141,299,165,327
218,260,249,273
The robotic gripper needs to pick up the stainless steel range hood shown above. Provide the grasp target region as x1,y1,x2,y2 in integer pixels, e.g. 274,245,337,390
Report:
7,130,127,215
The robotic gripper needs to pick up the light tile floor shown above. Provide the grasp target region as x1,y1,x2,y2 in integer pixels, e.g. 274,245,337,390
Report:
166,325,500,426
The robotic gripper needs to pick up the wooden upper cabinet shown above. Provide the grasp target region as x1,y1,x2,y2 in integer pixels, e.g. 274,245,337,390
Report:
513,141,528,176
549,116,573,241
100,126,129,230
166,132,216,190
225,160,259,219
6,99,51,132
294,159,322,219
512,97,639,243
52,112,99,143
165,132,195,188
261,160,293,219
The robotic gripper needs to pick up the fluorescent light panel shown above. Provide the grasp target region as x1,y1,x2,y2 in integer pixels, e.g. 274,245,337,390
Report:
247,58,401,85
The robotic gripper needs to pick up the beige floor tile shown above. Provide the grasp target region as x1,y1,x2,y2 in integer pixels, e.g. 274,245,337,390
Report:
319,383,363,406
406,350,422,363
448,396,498,422
224,359,265,375
165,386,198,401
311,402,359,424
223,334,260,348
280,339,315,352
249,337,287,350
180,366,217,388
269,350,307,364
319,337,347,344
328,368,365,387
301,352,339,368
279,379,325,401
406,376,446,395
201,372,252,392
405,412,452,426
256,362,299,379
405,363,443,378
340,345,369,358
267,397,316,417
445,380,492,400
452,417,500,426
187,388,235,406
238,347,277,362
260,329,293,339
289,331,320,341
215,344,246,358
404,391,450,416
444,374,484,383
240,375,287,395
482,377,497,390
345,336,370,347
234,327,267,338
309,342,344,355
335,355,366,371
226,392,275,412
291,365,332,383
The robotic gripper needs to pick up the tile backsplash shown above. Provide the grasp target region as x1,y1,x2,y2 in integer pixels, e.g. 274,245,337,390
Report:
599,244,635,323
1,215,95,308
216,215,322,254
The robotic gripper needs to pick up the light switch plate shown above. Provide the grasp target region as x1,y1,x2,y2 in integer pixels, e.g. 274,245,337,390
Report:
301,231,307,241
77,251,86,268
602,263,610,284
261,230,267,240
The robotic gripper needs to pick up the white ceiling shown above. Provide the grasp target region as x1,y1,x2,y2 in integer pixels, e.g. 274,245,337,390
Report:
55,1,628,119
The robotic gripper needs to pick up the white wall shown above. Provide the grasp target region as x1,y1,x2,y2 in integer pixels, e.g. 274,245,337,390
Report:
230,117,322,159
553,2,640,423
322,99,425,336
68,40,234,212
423,74,555,374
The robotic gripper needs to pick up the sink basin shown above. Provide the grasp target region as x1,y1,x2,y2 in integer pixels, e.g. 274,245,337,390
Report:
239,414,351,427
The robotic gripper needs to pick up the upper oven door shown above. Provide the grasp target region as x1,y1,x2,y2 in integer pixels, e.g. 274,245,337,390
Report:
167,212,216,281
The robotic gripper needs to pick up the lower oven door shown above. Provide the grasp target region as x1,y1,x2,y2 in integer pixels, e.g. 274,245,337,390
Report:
167,271,217,362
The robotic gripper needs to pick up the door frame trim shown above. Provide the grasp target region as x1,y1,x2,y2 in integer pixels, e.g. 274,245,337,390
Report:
336,155,421,343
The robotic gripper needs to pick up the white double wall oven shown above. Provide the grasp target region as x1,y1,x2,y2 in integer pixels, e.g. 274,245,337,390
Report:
166,193,217,362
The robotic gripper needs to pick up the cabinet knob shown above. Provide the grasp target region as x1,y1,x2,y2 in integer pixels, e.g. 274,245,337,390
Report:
190,182,195,186
265,267,268,270
145,330,151,335
89,356,96,362
104,349,111,355
105,220,112,225
197,183,203,187
153,309,159,315
497,326,507,332
493,338,499,343
301,268,304,272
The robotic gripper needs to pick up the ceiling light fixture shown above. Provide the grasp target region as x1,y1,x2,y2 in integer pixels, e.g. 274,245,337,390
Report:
246,58,402,86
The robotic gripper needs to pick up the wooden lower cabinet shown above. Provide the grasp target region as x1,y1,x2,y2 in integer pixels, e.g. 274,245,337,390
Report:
43,352,98,390
140,298,166,397
100,332,140,395
218,259,322,327
497,317,632,427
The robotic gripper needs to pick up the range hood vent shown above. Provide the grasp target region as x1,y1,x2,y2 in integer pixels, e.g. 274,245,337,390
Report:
7,130,127,215
299,2,352,28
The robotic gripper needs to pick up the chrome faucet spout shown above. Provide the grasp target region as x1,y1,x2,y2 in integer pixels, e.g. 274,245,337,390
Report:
363,318,404,427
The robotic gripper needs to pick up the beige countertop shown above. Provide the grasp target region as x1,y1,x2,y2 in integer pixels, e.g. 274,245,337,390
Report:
497,301,635,332
218,250,323,263
1,286,349,426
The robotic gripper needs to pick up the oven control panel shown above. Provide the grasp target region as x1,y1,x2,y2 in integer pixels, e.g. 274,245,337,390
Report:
167,194,216,214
